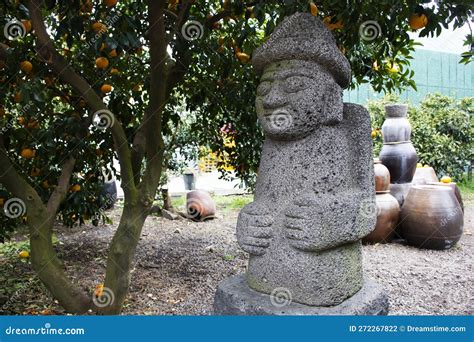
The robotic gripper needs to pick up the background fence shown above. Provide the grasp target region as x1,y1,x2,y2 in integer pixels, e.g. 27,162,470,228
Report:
344,49,474,105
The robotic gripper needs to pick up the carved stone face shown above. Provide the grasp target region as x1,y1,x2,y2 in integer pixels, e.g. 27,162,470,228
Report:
255,60,343,140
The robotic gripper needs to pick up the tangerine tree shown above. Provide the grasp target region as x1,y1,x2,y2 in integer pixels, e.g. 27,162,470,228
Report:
0,0,472,314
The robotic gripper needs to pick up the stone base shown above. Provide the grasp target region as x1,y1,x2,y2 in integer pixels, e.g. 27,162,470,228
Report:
214,274,389,315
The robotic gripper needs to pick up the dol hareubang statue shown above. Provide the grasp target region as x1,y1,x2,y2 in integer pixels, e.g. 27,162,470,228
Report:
214,13,388,315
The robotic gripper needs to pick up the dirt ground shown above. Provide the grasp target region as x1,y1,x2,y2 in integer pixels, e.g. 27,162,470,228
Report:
1,196,472,316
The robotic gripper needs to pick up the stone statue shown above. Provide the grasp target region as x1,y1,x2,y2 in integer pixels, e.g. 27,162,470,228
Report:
214,13,388,315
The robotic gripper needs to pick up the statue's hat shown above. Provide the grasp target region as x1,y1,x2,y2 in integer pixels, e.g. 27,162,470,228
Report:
252,13,351,88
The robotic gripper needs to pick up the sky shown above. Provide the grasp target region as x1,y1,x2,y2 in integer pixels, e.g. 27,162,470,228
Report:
410,21,472,55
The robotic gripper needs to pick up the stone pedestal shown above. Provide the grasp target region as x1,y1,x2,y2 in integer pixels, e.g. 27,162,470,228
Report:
214,275,388,315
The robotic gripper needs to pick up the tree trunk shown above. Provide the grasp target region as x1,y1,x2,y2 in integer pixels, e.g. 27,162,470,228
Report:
29,207,91,313
99,203,148,314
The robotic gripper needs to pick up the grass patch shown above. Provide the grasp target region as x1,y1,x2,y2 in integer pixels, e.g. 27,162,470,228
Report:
170,194,253,214
458,177,474,203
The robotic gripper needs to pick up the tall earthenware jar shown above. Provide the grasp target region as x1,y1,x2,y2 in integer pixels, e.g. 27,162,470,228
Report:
378,104,418,207
382,104,412,142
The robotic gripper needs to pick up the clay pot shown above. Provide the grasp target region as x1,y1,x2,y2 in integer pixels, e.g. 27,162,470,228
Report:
186,190,216,221
411,166,439,185
400,185,463,250
427,181,464,213
379,141,418,183
374,159,390,192
382,104,411,143
363,191,400,244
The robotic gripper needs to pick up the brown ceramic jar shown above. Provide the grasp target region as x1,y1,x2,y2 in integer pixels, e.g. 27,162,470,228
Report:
400,185,463,250
374,159,390,192
379,141,418,183
363,191,400,244
412,166,439,185
427,181,464,213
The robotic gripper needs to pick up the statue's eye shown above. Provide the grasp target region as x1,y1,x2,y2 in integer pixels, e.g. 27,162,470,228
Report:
282,76,310,93
257,81,272,96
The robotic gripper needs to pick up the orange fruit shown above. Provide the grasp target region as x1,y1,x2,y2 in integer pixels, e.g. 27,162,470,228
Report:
70,184,81,192
309,2,318,16
94,284,104,297
41,180,50,189
0,198,4,206
409,13,428,30
17,116,25,125
387,62,400,73
20,148,36,159
92,22,107,33
100,84,112,93
14,91,23,103
99,42,107,52
371,130,377,139
108,49,118,58
236,52,250,63
21,20,32,33
109,68,119,75
132,83,142,92
27,119,39,129
104,0,117,7
20,61,33,73
440,176,452,184
19,250,29,258
323,16,344,30
30,167,41,177
95,57,109,69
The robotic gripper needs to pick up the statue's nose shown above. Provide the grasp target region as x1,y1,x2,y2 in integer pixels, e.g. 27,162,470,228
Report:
262,86,288,109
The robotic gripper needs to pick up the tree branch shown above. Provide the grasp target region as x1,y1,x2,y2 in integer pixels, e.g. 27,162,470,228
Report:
27,0,137,202
46,157,76,215
138,0,168,199
0,136,90,313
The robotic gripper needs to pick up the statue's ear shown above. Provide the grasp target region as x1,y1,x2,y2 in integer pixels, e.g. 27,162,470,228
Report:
322,83,344,125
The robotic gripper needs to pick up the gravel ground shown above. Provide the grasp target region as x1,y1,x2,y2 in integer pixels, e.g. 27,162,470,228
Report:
1,197,472,315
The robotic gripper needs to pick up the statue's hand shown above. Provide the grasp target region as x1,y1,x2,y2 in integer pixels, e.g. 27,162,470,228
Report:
236,202,274,256
284,192,375,252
